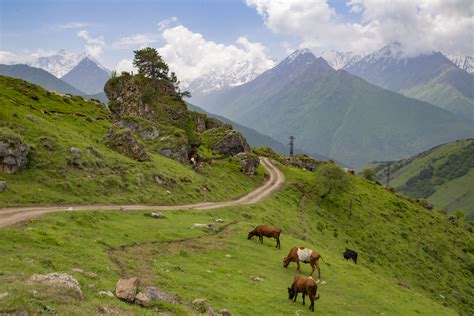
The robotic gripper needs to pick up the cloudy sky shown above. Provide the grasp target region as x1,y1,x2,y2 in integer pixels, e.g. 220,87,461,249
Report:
1,0,473,83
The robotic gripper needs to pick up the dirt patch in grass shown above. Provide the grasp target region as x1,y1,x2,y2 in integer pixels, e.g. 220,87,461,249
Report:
107,221,238,280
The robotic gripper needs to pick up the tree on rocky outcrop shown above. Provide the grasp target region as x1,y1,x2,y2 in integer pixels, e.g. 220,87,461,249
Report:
133,47,190,98
133,47,169,80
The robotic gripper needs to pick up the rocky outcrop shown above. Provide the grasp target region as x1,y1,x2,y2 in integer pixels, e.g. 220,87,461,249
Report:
115,277,139,302
212,130,250,156
193,112,230,133
104,127,149,161
29,273,83,300
288,154,322,171
0,181,6,192
105,74,185,122
0,133,29,174
235,153,260,176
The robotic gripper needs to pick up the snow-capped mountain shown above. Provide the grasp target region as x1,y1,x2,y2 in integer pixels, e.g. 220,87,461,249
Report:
447,55,474,74
29,50,87,78
185,58,276,97
62,57,110,95
315,50,362,69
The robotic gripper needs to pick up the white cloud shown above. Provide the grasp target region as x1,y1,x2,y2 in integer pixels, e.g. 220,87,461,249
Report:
157,25,275,85
58,22,89,29
158,17,178,31
0,51,18,64
115,58,136,73
246,0,474,56
0,49,56,64
112,34,159,49
77,30,105,59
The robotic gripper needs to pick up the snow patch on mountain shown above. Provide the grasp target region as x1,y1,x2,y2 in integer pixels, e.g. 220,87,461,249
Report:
314,50,362,70
28,49,109,78
447,55,474,74
185,58,276,97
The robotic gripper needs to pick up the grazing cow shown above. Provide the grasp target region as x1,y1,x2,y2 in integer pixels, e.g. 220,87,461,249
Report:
247,225,281,249
288,275,320,312
343,248,358,264
283,247,327,278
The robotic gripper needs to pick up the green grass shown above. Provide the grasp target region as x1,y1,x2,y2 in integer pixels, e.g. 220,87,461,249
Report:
0,164,471,315
0,76,265,207
369,139,474,219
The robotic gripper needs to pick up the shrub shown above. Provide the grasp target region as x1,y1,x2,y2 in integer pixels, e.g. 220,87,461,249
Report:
362,168,375,181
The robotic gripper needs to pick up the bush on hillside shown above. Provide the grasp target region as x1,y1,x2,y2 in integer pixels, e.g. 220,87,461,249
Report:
362,167,375,181
315,164,352,199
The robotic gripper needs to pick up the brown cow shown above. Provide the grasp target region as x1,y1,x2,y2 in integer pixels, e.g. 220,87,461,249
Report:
288,275,320,312
247,225,281,249
283,246,327,278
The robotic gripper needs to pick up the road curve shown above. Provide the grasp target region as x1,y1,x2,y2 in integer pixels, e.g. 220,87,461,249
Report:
0,157,285,228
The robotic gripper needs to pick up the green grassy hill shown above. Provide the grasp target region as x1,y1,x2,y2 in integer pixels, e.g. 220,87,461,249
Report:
0,75,264,206
0,75,472,315
0,163,472,315
369,139,474,220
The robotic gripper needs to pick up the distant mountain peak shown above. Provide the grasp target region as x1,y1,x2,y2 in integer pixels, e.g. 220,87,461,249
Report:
28,50,87,77
286,48,315,63
447,54,474,74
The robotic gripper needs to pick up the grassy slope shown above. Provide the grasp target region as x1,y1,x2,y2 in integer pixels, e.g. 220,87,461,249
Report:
0,76,265,206
370,139,474,219
0,164,472,315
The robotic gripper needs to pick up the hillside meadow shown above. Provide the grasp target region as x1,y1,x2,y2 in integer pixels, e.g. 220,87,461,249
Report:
0,164,472,315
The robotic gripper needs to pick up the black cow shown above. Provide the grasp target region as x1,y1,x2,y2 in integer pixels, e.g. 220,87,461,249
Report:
343,248,358,264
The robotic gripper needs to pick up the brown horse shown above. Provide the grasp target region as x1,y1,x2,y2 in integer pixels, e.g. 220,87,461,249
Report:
288,275,320,312
283,246,327,279
247,225,281,249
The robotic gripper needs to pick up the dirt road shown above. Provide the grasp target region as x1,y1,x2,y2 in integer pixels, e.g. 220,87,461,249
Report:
0,157,285,228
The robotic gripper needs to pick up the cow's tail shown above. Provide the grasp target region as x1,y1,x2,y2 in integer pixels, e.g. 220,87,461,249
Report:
320,256,331,266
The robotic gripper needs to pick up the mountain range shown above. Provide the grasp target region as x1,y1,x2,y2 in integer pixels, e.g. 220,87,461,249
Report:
345,42,474,120
0,64,85,96
193,49,474,167
28,50,110,95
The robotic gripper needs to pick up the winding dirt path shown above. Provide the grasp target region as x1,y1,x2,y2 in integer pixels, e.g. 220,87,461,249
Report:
0,157,285,228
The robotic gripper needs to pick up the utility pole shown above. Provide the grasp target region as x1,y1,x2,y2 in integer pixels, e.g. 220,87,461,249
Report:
289,136,295,157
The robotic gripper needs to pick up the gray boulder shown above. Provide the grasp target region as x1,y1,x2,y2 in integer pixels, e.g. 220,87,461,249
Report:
0,181,6,192
235,153,260,176
0,133,29,174
135,286,178,307
29,272,83,300
212,130,250,156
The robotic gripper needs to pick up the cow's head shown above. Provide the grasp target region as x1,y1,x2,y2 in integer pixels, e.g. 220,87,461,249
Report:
288,287,295,300
247,230,256,240
283,256,290,268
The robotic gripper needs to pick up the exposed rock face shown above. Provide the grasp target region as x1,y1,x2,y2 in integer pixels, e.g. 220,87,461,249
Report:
212,130,250,156
289,154,321,171
0,181,6,192
104,127,149,161
105,74,184,122
236,153,260,176
115,277,139,302
0,133,29,174
29,273,83,300
159,145,188,163
193,112,230,133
